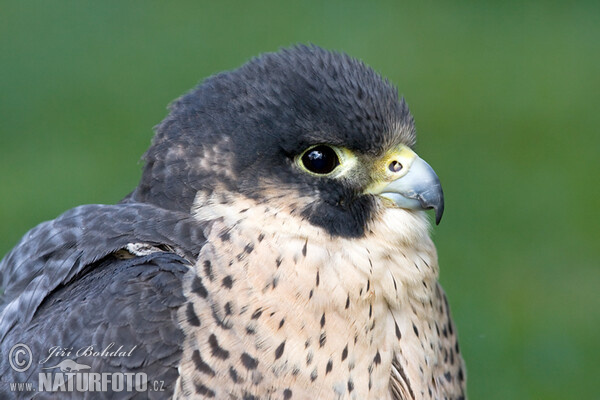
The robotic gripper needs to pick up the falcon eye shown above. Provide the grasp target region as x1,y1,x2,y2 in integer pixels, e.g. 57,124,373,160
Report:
300,145,340,175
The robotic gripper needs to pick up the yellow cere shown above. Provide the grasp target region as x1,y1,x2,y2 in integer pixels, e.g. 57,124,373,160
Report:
364,145,418,194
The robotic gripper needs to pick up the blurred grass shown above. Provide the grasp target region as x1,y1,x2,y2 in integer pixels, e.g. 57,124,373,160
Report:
1,1,598,399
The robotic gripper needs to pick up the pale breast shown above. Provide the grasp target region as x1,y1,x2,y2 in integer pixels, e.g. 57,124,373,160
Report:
174,196,462,399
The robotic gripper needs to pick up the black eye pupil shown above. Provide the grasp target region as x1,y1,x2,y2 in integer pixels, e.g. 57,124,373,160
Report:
301,145,340,174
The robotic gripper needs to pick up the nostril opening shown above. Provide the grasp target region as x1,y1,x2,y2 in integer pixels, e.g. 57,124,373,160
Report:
388,160,403,173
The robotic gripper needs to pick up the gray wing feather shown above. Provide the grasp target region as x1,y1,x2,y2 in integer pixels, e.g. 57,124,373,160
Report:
0,203,205,341
1,252,191,399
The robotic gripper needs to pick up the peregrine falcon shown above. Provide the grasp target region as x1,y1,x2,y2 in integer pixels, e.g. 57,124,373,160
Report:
0,45,466,399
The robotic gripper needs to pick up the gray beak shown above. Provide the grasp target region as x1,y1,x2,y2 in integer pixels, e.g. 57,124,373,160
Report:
379,156,445,224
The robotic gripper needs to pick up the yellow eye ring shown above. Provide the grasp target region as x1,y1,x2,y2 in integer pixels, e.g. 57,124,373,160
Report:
296,145,358,178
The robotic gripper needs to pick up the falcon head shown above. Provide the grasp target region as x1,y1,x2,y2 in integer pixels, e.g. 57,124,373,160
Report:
133,45,444,238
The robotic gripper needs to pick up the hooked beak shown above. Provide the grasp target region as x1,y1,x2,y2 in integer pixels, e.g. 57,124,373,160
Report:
365,146,445,224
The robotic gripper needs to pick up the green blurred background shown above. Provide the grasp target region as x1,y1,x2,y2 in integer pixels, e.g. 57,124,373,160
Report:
1,1,598,398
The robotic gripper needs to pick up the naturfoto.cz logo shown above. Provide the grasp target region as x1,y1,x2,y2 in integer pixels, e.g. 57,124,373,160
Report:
7,342,165,394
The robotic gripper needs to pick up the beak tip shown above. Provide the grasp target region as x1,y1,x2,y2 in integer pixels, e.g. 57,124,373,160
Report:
435,209,443,225
417,188,444,226
434,198,444,225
